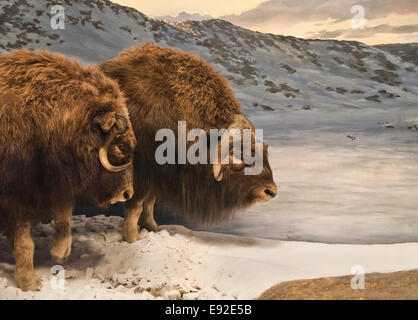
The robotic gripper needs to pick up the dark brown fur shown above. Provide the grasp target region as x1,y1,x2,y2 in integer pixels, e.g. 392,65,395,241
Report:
0,50,136,290
100,44,277,241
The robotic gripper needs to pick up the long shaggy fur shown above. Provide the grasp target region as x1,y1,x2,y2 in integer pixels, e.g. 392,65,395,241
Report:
0,50,134,235
101,43,275,225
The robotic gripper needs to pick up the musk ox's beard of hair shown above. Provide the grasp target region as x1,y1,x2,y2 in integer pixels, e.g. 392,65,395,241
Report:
100,43,277,237
133,138,274,225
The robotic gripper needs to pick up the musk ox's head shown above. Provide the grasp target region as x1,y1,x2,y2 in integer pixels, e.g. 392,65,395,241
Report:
176,114,277,225
214,144,276,206
75,71,137,208
91,110,136,208
211,114,277,208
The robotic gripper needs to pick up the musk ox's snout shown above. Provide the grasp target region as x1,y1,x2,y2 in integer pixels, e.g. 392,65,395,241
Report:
256,183,278,202
114,185,134,204
123,189,133,201
264,186,277,198
124,185,134,200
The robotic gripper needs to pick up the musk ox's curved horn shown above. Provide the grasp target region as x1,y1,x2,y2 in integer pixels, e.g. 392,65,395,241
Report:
98,114,133,172
212,114,253,181
213,163,223,181
229,114,255,131
98,137,132,172
213,154,243,181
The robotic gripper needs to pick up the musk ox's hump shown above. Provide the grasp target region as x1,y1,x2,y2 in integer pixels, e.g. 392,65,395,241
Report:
0,50,117,101
0,50,85,79
125,43,230,88
106,43,242,128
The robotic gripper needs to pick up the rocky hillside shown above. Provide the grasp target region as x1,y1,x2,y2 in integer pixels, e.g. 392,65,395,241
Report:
374,43,418,67
0,0,417,113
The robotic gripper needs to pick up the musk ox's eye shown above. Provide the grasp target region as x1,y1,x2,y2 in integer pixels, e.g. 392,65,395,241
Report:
107,142,131,166
112,142,131,158
232,161,246,171
117,144,126,153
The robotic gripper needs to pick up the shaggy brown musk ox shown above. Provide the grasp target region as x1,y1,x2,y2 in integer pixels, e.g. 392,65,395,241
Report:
0,50,136,291
100,44,277,243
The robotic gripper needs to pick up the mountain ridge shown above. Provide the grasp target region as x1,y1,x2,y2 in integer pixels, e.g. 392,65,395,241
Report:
0,0,417,114
155,11,213,22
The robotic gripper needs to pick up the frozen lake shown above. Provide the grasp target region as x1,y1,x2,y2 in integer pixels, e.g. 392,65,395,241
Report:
192,106,418,244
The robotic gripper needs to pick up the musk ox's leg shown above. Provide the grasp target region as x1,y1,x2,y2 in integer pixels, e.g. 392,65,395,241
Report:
12,220,42,291
139,195,159,232
122,196,144,243
50,208,72,264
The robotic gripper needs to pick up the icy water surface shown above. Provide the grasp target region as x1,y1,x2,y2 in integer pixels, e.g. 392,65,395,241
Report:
197,107,418,244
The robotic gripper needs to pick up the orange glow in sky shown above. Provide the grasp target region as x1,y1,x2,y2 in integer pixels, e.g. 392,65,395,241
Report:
113,1,418,44
114,0,266,17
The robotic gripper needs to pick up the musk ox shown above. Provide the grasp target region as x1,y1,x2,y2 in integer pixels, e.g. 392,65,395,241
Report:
100,43,277,243
0,50,136,291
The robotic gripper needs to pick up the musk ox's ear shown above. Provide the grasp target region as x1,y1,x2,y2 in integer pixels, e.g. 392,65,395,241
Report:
94,112,127,134
94,112,117,133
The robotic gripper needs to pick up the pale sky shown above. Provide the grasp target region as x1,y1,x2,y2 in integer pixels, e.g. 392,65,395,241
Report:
113,0,418,44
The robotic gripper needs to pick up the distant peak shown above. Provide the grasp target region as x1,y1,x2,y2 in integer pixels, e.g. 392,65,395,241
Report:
156,12,213,22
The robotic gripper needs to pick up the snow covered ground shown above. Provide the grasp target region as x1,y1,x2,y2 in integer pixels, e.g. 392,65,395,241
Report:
0,215,417,300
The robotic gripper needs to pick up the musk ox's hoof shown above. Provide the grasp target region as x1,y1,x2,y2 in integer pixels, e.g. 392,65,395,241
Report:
122,231,140,243
51,254,69,265
140,219,160,233
15,272,42,292
50,235,72,264
122,223,140,243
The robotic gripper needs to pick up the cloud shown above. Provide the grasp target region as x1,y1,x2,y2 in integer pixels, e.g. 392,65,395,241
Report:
222,0,418,27
309,23,418,39
310,29,345,38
